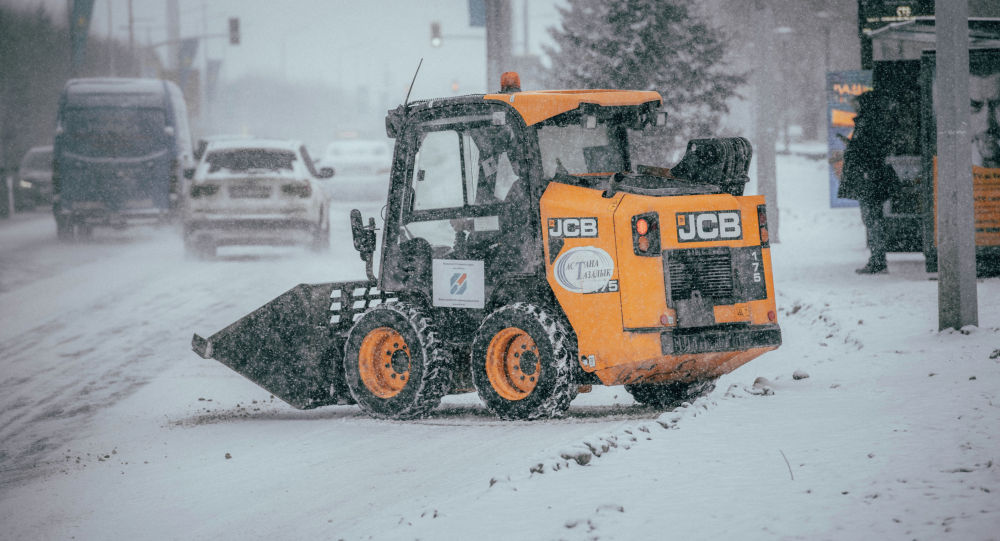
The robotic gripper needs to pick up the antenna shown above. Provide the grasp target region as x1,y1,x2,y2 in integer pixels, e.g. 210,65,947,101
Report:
403,58,423,107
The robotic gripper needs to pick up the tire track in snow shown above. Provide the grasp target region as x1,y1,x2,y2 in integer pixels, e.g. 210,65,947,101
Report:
0,228,324,487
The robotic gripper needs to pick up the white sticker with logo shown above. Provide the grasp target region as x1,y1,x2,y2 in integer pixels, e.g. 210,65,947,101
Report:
432,259,485,308
553,247,615,294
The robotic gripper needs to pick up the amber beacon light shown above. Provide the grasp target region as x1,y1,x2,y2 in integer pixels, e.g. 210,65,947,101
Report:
500,71,521,93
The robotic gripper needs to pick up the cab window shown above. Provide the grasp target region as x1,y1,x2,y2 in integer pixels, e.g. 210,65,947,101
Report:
402,118,528,259
411,130,465,211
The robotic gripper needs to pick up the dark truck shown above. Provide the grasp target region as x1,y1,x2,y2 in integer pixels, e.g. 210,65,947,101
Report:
52,78,194,239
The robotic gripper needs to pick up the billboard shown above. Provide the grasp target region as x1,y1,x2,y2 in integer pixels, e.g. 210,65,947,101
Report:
920,48,1000,254
825,70,872,208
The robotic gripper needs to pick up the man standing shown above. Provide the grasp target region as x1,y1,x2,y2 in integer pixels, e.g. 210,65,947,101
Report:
838,91,899,274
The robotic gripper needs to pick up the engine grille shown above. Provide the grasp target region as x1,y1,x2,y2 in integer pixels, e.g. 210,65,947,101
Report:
666,248,733,301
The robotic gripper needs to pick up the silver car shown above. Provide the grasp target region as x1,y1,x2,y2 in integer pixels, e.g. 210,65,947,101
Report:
182,138,333,257
16,145,53,210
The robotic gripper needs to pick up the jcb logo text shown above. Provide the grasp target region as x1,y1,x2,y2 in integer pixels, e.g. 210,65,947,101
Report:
548,217,598,238
676,211,742,242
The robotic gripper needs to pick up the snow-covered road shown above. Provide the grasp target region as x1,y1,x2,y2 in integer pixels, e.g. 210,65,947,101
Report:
1,155,998,540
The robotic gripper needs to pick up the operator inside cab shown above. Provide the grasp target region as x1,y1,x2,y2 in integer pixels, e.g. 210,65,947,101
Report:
393,103,535,292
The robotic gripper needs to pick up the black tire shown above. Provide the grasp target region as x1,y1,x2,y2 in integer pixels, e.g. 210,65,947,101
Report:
343,302,451,419
76,223,93,239
470,303,578,420
625,379,717,409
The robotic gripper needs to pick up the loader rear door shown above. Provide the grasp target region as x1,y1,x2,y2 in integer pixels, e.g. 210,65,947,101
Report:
380,104,541,306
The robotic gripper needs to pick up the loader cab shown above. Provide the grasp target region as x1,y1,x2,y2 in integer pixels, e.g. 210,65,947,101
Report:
377,93,666,304
380,99,543,304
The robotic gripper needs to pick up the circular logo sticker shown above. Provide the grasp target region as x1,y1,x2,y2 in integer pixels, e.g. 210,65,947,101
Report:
553,246,614,293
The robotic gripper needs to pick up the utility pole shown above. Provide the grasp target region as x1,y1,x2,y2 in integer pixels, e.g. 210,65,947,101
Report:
106,0,114,76
485,0,512,92
201,0,209,130
69,0,96,77
166,0,180,70
522,0,529,55
936,1,978,330
128,0,134,60
752,2,779,243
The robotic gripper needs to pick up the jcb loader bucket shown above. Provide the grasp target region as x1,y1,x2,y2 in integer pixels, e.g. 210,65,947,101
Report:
192,282,344,410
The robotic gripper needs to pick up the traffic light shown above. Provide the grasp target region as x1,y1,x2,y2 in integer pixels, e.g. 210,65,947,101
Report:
229,17,240,45
430,21,442,47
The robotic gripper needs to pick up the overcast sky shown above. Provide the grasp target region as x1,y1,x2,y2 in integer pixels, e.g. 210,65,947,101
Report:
6,0,563,98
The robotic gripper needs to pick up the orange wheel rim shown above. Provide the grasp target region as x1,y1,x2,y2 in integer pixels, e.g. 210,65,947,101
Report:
358,327,410,398
485,327,540,401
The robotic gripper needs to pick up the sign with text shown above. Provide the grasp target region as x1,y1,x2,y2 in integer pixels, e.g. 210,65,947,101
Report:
432,259,485,308
826,70,872,208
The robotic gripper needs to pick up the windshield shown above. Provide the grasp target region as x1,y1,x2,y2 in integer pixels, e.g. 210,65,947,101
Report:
205,148,297,175
536,123,626,178
62,107,168,158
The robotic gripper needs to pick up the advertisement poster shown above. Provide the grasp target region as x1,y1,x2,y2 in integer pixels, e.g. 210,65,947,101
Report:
929,160,1000,247
826,70,873,208
921,49,1000,248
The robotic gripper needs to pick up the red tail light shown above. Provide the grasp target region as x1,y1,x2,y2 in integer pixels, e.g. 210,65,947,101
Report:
757,204,769,247
281,183,312,198
635,218,650,235
189,184,219,198
632,212,660,256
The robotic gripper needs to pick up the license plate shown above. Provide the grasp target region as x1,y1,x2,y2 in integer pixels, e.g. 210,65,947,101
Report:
229,185,271,199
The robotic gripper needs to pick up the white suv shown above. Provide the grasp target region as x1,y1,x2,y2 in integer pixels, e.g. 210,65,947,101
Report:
182,139,333,257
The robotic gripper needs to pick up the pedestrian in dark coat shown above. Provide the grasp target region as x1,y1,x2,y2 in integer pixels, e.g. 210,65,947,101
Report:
838,91,899,274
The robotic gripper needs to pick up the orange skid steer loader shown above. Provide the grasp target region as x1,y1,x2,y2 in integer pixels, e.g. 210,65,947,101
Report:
192,73,781,420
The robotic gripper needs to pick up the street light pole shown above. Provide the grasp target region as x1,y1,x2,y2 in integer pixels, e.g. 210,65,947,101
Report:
485,0,512,92
106,0,114,76
816,10,832,141
128,0,134,58
936,0,978,330
752,3,779,243
774,26,793,153
166,0,180,70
